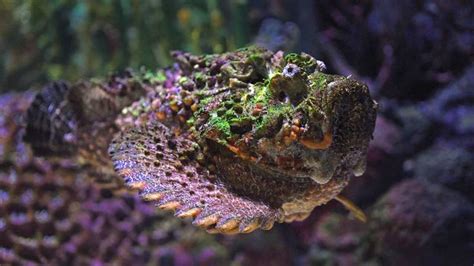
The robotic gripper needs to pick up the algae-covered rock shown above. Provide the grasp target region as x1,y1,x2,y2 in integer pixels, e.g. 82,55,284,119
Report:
361,179,474,266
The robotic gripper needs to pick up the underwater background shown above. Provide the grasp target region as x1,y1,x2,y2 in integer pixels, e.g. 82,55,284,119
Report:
0,0,473,265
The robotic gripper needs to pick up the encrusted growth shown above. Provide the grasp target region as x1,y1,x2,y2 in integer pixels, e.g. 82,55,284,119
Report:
25,46,377,234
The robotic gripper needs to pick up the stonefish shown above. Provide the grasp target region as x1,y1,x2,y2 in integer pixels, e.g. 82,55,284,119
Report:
24,47,377,234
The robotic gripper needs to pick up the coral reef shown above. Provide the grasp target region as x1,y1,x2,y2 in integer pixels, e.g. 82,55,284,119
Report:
0,92,35,166
413,145,474,202
423,66,474,149
361,179,474,266
304,212,365,265
0,93,227,265
0,166,226,265
301,179,474,266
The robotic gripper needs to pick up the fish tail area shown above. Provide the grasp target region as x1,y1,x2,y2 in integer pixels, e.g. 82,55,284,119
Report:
24,71,146,158
23,73,147,191
24,81,78,156
335,195,367,223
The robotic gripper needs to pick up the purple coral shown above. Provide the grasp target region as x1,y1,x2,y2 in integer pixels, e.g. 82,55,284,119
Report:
362,179,474,265
0,92,35,165
0,92,227,265
0,165,227,265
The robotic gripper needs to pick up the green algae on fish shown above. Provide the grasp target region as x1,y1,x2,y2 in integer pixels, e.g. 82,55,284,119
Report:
24,46,377,234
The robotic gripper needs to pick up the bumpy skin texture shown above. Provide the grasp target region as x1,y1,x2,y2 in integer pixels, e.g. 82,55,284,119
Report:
1,93,226,265
25,47,377,234
0,92,35,166
24,72,145,188
0,166,226,265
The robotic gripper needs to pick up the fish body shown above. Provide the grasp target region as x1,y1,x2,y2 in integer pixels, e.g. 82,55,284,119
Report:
25,47,377,234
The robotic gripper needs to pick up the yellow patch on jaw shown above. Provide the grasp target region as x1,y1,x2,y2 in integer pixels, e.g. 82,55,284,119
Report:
300,132,333,150
240,220,260,233
176,208,201,219
216,219,239,232
194,214,219,227
158,201,181,211
142,192,163,201
260,220,275,230
207,226,240,235
127,181,146,190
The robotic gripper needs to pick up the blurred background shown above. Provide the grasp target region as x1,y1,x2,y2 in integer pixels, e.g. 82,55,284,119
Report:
0,0,473,265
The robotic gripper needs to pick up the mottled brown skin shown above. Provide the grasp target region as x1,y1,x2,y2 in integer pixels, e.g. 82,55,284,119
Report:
25,47,377,234
24,72,146,188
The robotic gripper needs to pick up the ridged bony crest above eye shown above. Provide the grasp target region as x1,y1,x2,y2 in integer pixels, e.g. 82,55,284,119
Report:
269,63,309,105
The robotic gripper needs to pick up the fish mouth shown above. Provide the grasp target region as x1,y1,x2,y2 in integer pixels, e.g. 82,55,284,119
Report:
277,77,376,184
305,77,376,183
223,77,376,185
251,152,343,185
